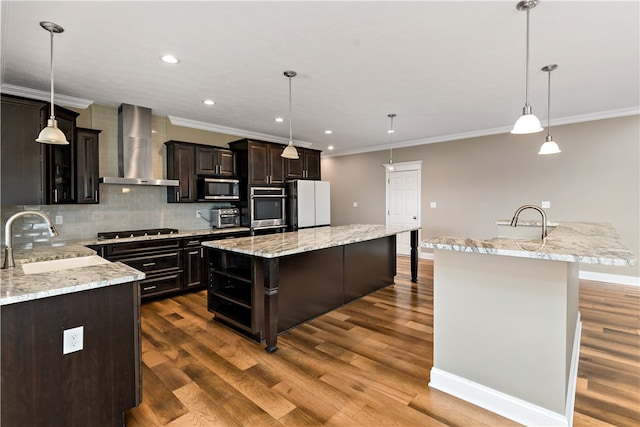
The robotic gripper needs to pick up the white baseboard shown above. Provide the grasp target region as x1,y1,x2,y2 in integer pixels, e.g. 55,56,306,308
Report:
429,316,582,427
429,369,570,427
419,252,639,287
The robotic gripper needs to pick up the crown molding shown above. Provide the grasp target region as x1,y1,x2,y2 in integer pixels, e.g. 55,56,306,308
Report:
0,84,94,109
168,115,313,148
322,107,640,158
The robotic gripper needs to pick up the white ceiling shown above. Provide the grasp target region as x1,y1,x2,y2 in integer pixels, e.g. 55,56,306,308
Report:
2,1,638,157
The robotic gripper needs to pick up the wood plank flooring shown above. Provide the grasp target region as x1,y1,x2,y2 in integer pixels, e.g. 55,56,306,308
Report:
126,257,640,426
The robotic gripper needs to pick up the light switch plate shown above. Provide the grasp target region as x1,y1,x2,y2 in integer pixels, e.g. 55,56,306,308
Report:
541,201,551,208
430,202,437,208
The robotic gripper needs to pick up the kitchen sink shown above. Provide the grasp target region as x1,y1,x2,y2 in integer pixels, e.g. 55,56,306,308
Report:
22,255,110,275
496,223,557,239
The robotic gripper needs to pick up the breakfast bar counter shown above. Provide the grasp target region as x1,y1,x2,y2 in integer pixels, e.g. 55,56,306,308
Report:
421,221,636,427
203,224,419,352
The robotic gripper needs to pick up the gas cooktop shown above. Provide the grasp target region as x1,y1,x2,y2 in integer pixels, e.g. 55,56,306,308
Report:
96,228,179,240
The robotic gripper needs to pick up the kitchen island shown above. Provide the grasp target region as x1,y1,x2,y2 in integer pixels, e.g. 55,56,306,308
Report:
203,224,419,352
0,246,145,426
422,222,636,427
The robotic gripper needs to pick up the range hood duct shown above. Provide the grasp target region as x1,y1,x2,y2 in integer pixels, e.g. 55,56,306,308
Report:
99,104,179,186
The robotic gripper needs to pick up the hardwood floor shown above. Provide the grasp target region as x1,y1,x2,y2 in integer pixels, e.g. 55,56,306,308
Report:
126,257,640,426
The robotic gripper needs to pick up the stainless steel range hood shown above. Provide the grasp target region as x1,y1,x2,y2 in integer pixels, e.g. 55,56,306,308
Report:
99,104,179,186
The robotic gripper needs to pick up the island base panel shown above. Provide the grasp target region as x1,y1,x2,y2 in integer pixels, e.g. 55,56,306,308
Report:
344,236,396,303
431,249,580,424
1,282,141,427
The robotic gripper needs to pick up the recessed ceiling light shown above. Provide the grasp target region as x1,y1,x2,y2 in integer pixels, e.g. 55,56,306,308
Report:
324,130,333,134
328,145,335,150
161,54,179,64
274,117,284,123
203,99,215,106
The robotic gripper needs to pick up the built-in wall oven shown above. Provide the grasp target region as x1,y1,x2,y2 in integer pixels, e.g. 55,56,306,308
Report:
250,187,286,230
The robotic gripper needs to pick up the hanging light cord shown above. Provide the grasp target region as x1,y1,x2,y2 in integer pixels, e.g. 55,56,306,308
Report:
288,75,293,143
546,67,552,138
524,8,531,108
47,28,56,119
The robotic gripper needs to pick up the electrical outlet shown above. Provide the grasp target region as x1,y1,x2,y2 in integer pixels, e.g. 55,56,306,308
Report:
196,211,202,218
541,201,551,208
55,215,63,225
430,202,437,208
352,202,358,208
63,326,84,355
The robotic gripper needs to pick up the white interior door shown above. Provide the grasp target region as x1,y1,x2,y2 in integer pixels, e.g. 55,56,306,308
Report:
386,162,421,255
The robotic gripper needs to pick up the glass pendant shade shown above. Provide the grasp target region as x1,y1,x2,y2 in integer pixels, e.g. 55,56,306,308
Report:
511,107,543,134
36,118,69,145
282,141,299,159
538,136,561,155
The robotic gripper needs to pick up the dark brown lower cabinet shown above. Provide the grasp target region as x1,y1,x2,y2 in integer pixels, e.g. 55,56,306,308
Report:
1,281,141,427
207,235,396,343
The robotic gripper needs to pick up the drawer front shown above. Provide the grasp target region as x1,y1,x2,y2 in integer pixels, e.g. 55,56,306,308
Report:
140,273,182,297
113,251,182,273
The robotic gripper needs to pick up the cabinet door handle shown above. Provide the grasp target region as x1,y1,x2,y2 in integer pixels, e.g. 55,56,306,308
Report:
54,189,58,203
187,240,199,246
94,190,98,201
188,250,199,256
143,285,157,291
200,247,204,258
176,191,180,201
143,262,156,267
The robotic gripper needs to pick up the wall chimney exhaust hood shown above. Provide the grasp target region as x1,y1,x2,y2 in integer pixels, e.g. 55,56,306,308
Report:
99,104,179,186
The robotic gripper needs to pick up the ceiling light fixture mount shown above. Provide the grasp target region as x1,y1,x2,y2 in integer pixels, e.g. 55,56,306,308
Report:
511,0,543,135
36,21,69,145
281,70,299,159
538,64,561,155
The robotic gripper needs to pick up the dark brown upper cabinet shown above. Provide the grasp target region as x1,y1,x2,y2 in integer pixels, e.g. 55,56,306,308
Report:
75,128,101,204
165,141,196,203
285,147,322,180
1,94,99,206
228,139,285,186
195,146,236,176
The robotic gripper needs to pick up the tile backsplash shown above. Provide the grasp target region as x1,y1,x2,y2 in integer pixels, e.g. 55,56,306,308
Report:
0,185,224,250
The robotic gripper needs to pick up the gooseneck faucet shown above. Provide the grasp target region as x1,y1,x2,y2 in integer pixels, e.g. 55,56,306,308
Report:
3,211,59,269
510,204,548,239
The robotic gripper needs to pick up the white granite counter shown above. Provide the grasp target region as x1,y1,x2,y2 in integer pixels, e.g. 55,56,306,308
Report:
0,260,145,306
422,222,636,266
203,224,420,258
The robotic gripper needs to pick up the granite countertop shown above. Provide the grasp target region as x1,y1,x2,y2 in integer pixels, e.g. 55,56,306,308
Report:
0,227,250,306
202,224,420,258
421,222,636,266
0,260,145,306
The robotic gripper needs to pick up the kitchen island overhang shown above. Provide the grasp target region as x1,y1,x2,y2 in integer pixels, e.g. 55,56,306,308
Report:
421,222,636,427
203,224,420,352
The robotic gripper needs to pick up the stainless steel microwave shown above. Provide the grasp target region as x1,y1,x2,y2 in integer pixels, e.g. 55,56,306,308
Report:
198,178,240,201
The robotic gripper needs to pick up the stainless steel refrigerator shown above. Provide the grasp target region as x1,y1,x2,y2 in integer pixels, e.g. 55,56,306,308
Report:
287,180,331,230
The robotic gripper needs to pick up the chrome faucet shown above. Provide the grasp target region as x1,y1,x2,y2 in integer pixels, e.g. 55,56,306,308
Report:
3,211,59,269
510,205,548,239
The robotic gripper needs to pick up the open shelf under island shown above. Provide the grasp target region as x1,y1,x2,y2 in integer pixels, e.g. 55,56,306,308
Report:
203,224,420,352
421,221,636,427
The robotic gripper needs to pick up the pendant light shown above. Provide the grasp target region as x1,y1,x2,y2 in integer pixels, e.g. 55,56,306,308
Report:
386,113,396,171
538,64,561,155
281,70,299,159
36,21,69,145
511,0,543,135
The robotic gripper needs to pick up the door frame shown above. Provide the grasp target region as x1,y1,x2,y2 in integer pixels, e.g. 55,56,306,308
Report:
385,161,422,254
